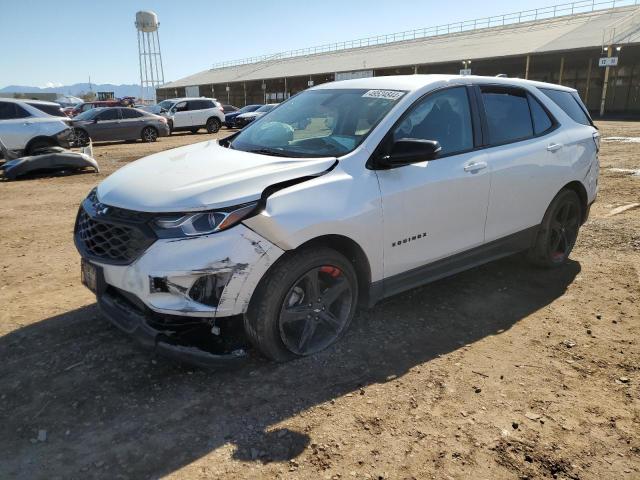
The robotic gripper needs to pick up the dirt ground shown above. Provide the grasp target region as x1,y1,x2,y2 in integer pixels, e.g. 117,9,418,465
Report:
0,123,638,480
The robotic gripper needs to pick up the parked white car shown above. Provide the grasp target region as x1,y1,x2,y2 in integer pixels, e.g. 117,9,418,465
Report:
158,97,224,134
75,75,599,365
0,98,73,157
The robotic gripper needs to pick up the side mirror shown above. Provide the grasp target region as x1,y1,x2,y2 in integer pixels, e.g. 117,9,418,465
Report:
381,138,441,167
160,108,167,113
93,118,99,124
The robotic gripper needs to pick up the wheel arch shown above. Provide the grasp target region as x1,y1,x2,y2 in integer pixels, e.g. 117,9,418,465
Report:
560,180,588,224
249,234,373,310
25,135,56,154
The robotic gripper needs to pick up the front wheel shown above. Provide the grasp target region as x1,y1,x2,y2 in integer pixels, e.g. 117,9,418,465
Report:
244,247,358,362
206,117,221,134
73,129,90,147
527,189,582,268
141,126,158,143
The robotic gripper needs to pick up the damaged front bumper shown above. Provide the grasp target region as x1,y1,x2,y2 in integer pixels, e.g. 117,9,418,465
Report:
81,224,284,365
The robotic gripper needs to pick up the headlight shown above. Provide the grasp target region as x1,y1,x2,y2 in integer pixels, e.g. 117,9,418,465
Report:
152,202,259,238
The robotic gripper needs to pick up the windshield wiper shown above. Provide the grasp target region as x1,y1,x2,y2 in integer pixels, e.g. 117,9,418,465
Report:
247,148,291,157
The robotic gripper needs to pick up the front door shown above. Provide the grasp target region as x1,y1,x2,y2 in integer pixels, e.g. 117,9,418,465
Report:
375,86,491,285
90,108,122,141
171,101,191,128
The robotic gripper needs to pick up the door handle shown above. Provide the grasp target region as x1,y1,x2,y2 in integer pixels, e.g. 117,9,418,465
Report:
547,143,563,152
463,161,487,172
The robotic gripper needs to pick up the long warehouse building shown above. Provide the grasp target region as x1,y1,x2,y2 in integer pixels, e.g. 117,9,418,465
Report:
157,1,640,116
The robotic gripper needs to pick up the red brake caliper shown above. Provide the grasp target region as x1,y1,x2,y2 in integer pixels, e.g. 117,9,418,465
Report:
319,266,342,278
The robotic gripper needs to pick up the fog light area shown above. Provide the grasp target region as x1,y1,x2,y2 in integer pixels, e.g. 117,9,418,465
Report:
188,272,232,307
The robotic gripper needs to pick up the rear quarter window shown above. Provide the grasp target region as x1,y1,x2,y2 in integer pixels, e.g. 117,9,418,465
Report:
28,103,65,117
540,88,592,126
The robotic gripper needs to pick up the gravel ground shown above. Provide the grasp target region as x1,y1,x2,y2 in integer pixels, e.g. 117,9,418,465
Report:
0,123,638,479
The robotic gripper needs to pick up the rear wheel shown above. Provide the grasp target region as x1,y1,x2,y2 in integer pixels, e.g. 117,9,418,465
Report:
527,189,582,268
244,247,358,362
206,117,221,134
141,126,158,143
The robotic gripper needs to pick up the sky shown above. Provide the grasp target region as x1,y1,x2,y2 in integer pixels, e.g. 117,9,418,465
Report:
0,0,564,88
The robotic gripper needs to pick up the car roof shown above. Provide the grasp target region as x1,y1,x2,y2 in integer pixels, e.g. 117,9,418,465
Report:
1,98,61,106
312,74,577,93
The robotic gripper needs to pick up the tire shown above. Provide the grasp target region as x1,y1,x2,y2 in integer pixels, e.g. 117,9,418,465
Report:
26,138,54,155
206,117,221,134
72,129,90,147
190,128,199,134
141,126,158,143
244,247,359,362
527,189,582,268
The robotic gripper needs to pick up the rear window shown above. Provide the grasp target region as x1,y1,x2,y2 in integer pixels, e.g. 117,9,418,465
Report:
539,88,592,126
481,87,533,144
27,103,65,117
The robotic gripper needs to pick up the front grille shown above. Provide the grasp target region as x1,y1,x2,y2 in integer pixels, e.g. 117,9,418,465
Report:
75,208,153,264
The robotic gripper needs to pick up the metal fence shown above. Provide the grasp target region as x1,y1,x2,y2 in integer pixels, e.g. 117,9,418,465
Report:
210,0,640,71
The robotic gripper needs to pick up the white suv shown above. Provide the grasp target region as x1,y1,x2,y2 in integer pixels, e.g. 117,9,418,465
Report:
0,98,73,157
75,75,599,365
159,97,224,134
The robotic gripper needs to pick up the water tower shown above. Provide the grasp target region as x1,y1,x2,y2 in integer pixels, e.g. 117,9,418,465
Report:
135,11,165,102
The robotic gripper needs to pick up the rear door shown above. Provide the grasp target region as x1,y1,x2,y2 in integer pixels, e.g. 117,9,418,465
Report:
187,100,208,126
120,108,146,139
0,101,33,151
478,85,566,242
375,86,491,283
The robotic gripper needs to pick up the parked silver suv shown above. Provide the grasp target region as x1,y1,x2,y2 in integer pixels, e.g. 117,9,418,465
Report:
0,98,73,157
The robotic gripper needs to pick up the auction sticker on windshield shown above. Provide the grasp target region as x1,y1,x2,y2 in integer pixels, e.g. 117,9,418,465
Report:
362,90,404,100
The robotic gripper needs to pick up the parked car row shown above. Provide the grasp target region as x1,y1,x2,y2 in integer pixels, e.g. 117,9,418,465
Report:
0,96,281,158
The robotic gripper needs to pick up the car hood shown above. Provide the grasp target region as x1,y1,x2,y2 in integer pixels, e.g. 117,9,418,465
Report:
97,140,336,212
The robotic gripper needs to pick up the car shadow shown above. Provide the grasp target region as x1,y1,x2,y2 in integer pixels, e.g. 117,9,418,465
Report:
0,254,580,478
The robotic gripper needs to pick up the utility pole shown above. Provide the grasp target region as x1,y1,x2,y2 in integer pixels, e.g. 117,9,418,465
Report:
600,46,613,117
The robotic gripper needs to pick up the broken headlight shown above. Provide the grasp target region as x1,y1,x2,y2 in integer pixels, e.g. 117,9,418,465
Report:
152,202,259,238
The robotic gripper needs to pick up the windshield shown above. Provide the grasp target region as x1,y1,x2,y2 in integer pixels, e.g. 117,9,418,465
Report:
74,108,102,121
230,89,405,158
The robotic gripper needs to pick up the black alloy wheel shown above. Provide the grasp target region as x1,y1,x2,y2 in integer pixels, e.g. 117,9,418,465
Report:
141,126,158,143
278,265,354,356
244,247,358,361
73,129,90,147
528,189,582,268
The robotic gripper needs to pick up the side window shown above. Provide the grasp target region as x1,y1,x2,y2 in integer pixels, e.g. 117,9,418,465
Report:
121,108,143,119
13,104,31,119
481,87,533,144
539,88,592,126
393,86,473,156
174,101,188,112
187,100,203,111
97,109,120,121
528,94,553,135
0,102,16,120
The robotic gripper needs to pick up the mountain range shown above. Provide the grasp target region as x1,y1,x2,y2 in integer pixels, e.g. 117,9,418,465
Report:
0,83,155,98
